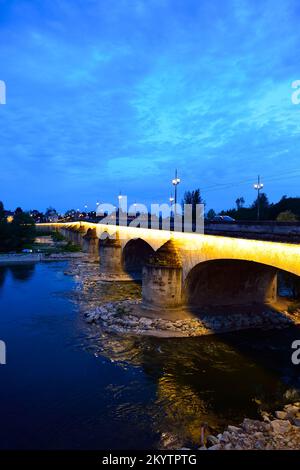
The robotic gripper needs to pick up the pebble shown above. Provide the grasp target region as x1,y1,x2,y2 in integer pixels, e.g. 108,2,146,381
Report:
206,435,219,447
275,410,288,419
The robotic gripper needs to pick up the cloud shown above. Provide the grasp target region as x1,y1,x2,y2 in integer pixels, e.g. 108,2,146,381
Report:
0,0,300,211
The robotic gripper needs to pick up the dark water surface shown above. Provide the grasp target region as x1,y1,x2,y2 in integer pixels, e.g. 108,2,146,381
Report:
0,262,300,449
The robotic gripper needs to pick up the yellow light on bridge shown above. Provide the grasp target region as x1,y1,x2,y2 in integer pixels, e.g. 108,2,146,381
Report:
36,221,300,277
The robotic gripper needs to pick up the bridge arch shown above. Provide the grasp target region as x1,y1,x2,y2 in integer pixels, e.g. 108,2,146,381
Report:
122,238,155,277
183,259,278,308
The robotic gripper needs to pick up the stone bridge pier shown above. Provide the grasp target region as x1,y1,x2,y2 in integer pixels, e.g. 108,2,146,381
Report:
99,232,125,276
142,240,183,309
82,228,99,261
77,225,87,247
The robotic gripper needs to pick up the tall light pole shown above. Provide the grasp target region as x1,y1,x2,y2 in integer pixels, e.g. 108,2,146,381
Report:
117,193,122,219
172,169,181,212
169,193,174,219
253,175,264,220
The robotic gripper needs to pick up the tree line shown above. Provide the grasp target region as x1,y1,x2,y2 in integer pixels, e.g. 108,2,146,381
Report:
182,190,300,221
0,202,36,252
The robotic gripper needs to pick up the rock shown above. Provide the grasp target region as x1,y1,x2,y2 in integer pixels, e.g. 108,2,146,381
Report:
270,419,291,434
206,435,219,447
224,443,232,450
284,405,299,417
86,315,96,323
242,418,255,432
275,411,288,420
254,440,265,450
227,425,241,433
261,411,271,422
292,418,300,427
220,431,230,443
207,444,221,450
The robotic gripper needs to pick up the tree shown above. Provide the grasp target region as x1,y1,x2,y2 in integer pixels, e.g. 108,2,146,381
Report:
206,209,216,220
182,189,204,206
30,209,44,223
268,196,300,220
10,208,36,250
45,207,58,222
0,201,5,221
0,202,36,252
251,192,270,219
236,197,245,210
64,209,76,221
182,189,204,227
276,211,298,222
14,207,23,215
0,201,9,251
252,192,269,209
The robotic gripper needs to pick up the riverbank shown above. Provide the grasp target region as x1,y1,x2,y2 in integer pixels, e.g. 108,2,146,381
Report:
83,299,300,337
0,252,85,265
66,259,300,337
199,402,300,450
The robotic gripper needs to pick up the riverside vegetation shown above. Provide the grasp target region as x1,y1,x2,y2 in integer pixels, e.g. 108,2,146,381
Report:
0,202,35,252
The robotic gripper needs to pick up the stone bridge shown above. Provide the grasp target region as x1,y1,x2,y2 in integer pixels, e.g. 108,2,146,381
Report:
38,222,300,310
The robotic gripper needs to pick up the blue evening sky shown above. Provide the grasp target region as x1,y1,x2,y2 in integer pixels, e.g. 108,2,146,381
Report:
0,0,300,213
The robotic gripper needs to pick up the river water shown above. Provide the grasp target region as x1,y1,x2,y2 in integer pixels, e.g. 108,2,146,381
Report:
0,261,299,449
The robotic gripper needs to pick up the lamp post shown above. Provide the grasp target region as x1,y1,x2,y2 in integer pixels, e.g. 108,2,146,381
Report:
172,169,181,213
169,194,174,219
253,175,264,220
118,193,123,212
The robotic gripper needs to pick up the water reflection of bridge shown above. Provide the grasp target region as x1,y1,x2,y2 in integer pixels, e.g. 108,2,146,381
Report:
81,324,299,448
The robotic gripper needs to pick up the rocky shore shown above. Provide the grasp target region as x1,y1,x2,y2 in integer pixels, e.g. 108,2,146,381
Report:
201,403,300,450
82,299,300,337
64,259,300,337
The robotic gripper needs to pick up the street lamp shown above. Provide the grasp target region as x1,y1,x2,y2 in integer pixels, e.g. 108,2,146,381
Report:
253,175,264,220
169,194,175,221
172,169,181,210
118,194,123,213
